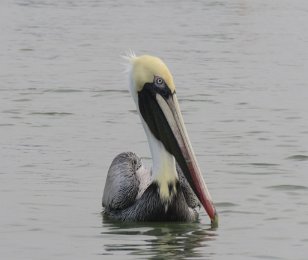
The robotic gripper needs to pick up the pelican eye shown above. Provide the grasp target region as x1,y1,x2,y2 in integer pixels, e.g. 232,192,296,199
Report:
155,76,164,85
153,76,170,98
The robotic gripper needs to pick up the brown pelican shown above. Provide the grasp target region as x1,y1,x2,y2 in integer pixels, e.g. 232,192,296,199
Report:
102,54,218,226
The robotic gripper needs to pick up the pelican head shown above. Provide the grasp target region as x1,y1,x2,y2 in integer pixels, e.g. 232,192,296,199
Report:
127,54,218,225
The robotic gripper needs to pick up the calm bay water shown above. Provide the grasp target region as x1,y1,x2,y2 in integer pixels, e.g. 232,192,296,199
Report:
1,0,308,259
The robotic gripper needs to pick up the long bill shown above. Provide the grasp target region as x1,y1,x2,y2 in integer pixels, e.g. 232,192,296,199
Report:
138,89,218,226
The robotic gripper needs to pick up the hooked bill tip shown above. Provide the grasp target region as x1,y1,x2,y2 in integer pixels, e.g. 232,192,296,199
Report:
210,212,219,228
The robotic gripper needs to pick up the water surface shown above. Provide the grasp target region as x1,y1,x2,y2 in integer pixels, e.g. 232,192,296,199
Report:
1,0,308,259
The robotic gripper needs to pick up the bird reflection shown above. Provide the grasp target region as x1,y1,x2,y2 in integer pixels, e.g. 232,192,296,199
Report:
101,213,217,259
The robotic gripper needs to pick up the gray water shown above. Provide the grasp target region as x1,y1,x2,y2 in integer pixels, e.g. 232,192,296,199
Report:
1,0,308,259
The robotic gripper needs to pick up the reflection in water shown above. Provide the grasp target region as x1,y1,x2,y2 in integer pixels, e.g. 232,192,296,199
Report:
101,214,217,259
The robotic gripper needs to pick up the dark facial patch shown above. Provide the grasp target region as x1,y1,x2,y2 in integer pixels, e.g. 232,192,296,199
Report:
138,83,177,158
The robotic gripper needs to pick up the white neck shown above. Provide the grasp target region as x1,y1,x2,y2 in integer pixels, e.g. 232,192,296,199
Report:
141,117,178,201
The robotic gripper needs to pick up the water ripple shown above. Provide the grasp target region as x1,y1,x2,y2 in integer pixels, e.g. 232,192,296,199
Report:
43,89,83,93
286,155,308,161
220,210,262,215
215,202,238,208
266,185,308,191
249,163,279,167
29,112,74,116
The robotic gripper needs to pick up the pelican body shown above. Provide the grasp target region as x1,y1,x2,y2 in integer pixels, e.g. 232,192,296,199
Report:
102,54,218,225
